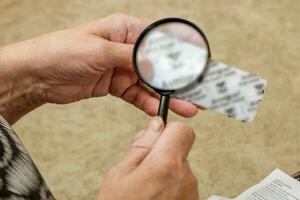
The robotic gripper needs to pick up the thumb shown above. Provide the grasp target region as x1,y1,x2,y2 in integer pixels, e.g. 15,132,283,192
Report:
119,117,164,173
148,122,196,162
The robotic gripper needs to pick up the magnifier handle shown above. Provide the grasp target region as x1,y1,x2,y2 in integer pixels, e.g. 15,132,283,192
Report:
158,95,170,124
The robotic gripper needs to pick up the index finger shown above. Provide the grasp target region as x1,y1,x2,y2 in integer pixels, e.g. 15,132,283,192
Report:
85,13,152,44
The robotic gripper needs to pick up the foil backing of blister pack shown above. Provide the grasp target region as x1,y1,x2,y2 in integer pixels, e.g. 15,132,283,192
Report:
174,61,267,122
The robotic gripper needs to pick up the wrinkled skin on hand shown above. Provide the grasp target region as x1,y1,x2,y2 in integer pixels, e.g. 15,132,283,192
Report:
98,117,199,200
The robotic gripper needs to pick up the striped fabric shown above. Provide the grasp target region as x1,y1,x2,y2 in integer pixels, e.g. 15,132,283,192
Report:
0,115,55,199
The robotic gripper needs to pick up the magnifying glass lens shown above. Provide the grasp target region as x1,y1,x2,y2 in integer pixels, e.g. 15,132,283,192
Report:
135,21,209,91
133,19,210,123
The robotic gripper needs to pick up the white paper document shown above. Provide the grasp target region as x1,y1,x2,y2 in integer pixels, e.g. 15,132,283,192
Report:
208,169,300,200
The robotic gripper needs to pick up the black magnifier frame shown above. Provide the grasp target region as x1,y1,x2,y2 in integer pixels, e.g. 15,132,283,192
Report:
132,17,212,123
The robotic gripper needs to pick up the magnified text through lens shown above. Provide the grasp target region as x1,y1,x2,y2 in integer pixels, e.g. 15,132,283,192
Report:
136,22,209,91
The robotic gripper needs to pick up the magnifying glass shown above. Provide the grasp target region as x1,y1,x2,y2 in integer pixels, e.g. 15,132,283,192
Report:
133,18,267,124
132,18,211,123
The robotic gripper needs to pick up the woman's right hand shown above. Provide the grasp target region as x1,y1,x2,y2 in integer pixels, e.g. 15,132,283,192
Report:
97,117,198,200
0,14,199,124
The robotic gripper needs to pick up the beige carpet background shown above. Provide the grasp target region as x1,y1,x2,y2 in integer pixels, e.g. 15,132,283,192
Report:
1,0,300,199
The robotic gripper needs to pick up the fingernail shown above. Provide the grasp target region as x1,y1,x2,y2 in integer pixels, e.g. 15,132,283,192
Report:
148,117,163,132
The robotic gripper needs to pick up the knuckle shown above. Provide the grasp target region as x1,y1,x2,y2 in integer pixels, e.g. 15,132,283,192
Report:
130,145,151,157
155,157,184,179
109,13,128,20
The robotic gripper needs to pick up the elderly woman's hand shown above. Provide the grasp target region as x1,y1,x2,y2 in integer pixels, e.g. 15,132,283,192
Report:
0,14,199,123
98,117,199,200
